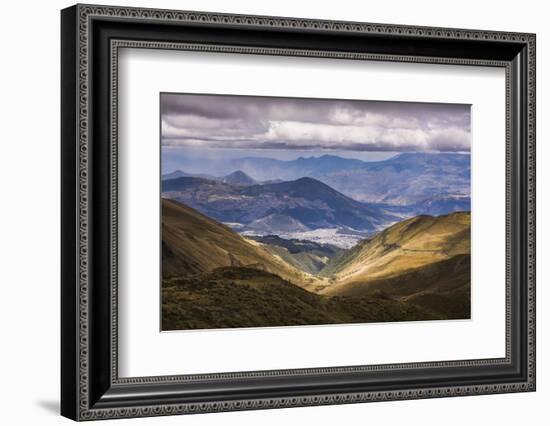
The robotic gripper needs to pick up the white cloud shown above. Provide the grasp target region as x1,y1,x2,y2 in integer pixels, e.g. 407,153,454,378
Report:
160,94,471,152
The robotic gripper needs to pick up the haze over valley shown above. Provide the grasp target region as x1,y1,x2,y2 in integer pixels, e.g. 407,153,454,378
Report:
160,94,471,330
162,152,470,248
161,152,471,330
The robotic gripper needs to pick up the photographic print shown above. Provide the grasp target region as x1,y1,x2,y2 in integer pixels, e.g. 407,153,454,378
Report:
160,93,471,331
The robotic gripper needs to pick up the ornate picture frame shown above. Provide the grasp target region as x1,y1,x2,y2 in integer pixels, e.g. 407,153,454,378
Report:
61,4,535,421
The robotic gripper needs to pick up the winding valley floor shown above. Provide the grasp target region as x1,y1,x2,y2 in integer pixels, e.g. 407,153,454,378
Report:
161,198,471,331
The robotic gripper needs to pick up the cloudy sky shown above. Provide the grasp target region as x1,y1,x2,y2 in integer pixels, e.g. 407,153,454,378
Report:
161,93,471,153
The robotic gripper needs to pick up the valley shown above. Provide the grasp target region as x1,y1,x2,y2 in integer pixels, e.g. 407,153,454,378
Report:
159,95,472,331
161,196,471,330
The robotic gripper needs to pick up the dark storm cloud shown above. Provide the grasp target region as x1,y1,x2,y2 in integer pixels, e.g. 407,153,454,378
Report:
161,93,471,152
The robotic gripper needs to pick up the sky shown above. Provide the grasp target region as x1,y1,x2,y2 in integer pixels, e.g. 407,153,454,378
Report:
161,93,471,153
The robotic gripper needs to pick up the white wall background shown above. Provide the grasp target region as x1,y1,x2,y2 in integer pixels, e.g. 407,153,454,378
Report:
0,0,546,424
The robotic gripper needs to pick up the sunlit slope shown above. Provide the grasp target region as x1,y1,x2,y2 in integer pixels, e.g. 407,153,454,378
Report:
322,212,470,298
161,198,322,289
161,200,470,329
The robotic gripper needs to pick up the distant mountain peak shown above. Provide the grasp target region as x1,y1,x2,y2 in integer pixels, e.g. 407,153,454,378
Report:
227,170,248,176
162,169,189,180
222,170,256,186
293,176,321,184
263,176,340,195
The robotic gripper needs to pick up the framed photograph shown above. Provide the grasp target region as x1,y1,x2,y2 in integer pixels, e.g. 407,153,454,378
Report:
61,4,536,421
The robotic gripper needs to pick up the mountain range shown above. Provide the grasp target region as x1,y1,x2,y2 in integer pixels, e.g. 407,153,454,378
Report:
161,151,471,330
163,153,470,206
162,175,399,245
315,153,470,205
161,198,470,329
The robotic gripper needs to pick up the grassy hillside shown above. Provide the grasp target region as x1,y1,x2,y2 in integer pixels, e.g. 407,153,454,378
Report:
161,199,471,330
325,254,471,319
162,267,440,330
322,212,470,295
162,198,323,290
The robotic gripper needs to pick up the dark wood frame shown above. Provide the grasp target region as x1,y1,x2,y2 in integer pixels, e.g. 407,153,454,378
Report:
61,4,536,421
